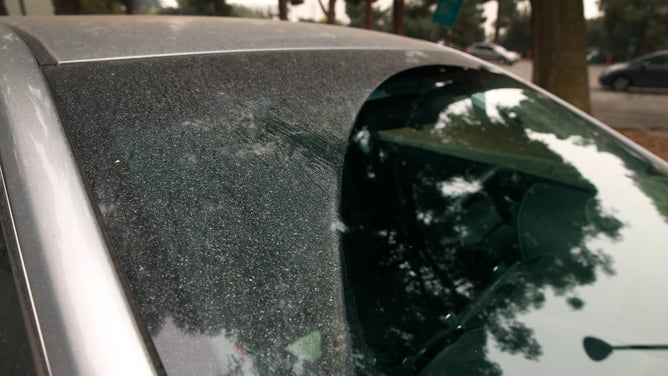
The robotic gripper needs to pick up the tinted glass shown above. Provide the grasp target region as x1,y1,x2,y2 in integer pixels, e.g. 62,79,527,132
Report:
646,54,668,65
341,66,668,375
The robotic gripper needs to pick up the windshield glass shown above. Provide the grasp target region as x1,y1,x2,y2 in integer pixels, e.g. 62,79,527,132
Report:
45,52,668,375
44,51,362,375
341,66,668,375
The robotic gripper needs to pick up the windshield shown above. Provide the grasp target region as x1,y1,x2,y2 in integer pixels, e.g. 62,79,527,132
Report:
44,51,362,375
45,53,668,375
341,66,668,375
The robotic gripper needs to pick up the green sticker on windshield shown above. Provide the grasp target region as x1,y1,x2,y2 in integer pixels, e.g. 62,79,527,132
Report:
285,330,322,363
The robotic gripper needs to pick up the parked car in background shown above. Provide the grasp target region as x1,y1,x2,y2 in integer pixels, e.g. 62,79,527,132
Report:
465,42,521,65
2,16,668,376
586,46,609,64
599,50,668,90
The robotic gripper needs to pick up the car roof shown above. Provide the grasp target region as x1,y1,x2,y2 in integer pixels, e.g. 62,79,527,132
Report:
1,15,446,65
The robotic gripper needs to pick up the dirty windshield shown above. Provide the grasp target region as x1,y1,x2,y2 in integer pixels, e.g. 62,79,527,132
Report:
44,51,357,375
45,52,668,376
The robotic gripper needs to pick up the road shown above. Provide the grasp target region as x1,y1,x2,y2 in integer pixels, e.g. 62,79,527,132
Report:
504,60,668,134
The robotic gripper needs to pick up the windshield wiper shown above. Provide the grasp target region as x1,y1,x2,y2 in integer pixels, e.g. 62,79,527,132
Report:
583,336,668,361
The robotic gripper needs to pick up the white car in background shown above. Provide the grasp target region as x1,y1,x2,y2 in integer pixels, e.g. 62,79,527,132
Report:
466,42,521,65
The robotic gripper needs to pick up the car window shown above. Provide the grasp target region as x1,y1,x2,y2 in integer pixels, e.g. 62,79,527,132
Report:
341,65,668,375
0,227,37,375
646,54,668,65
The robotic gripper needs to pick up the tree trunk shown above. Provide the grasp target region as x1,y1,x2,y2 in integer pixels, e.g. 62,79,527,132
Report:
392,0,403,35
364,0,372,29
278,0,288,20
494,0,501,43
0,0,8,15
326,0,335,24
530,0,591,113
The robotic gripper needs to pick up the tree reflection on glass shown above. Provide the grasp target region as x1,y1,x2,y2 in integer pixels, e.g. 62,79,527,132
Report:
340,66,623,375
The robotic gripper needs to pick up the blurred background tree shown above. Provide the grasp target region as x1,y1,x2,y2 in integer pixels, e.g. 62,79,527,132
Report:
490,0,518,43
346,0,389,29
585,16,606,48
53,0,81,13
599,0,668,60
35,0,661,113
177,0,231,15
52,0,128,13
498,5,530,56
447,0,485,46
229,3,271,17
389,0,484,45
49,0,275,15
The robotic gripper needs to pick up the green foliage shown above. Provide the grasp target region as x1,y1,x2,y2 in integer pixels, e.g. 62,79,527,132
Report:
599,0,668,60
492,0,517,42
159,1,270,17
345,0,365,27
404,15,443,42
585,16,606,48
448,0,485,46
52,0,181,14
498,7,530,56
298,16,346,24
345,0,484,44
345,0,390,30
79,0,124,13
398,0,485,46
176,0,232,15
494,0,517,29
229,4,271,18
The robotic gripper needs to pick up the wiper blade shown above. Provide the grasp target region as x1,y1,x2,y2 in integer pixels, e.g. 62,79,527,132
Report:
584,336,668,361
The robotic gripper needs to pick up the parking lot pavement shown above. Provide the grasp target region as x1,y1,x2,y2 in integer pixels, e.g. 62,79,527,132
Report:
504,60,668,134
